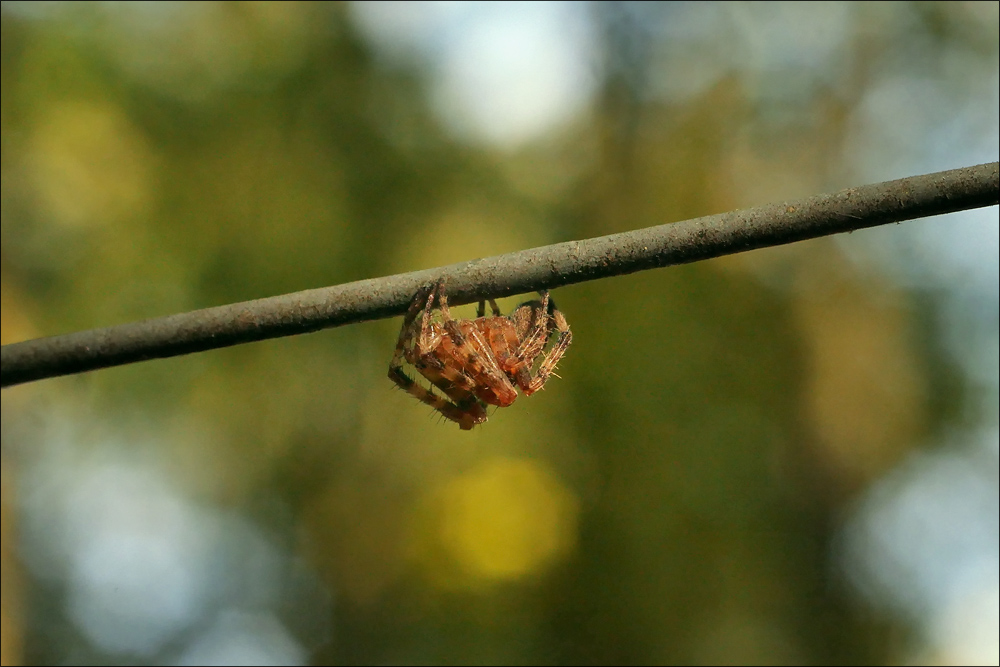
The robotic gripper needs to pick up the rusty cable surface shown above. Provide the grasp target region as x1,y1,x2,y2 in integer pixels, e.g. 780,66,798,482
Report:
2,161,998,388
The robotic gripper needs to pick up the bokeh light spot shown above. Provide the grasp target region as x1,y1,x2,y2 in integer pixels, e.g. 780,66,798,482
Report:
28,101,154,230
432,457,578,584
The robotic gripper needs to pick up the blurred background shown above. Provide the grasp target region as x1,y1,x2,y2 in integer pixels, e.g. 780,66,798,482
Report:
1,2,997,664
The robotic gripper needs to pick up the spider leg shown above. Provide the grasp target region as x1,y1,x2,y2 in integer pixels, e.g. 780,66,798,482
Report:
496,293,550,393
392,283,492,428
476,297,502,318
436,283,518,406
434,283,476,367
436,283,481,369
390,324,472,427
389,283,435,378
445,317,518,406
435,279,458,321
513,291,552,366
418,281,441,350
388,364,485,430
416,347,492,428
389,283,451,400
522,302,572,395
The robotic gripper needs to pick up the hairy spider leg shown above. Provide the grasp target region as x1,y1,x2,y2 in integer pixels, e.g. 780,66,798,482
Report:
410,348,488,430
418,282,441,350
416,286,496,426
388,282,434,377
523,304,572,395
472,315,524,386
471,296,525,386
388,284,487,430
436,284,518,407
502,293,572,395
512,291,553,366
389,362,485,430
488,292,555,393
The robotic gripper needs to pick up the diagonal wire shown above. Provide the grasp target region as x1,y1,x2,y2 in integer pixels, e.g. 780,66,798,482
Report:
2,162,997,388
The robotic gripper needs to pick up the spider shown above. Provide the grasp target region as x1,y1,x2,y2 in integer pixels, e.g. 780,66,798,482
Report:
388,280,572,430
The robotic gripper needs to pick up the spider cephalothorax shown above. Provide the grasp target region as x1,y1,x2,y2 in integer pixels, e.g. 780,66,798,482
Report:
388,280,572,430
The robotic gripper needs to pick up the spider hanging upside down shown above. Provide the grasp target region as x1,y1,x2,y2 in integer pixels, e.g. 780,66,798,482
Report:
388,280,572,430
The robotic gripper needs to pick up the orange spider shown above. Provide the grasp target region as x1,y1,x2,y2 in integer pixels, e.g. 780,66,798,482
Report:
388,280,572,430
